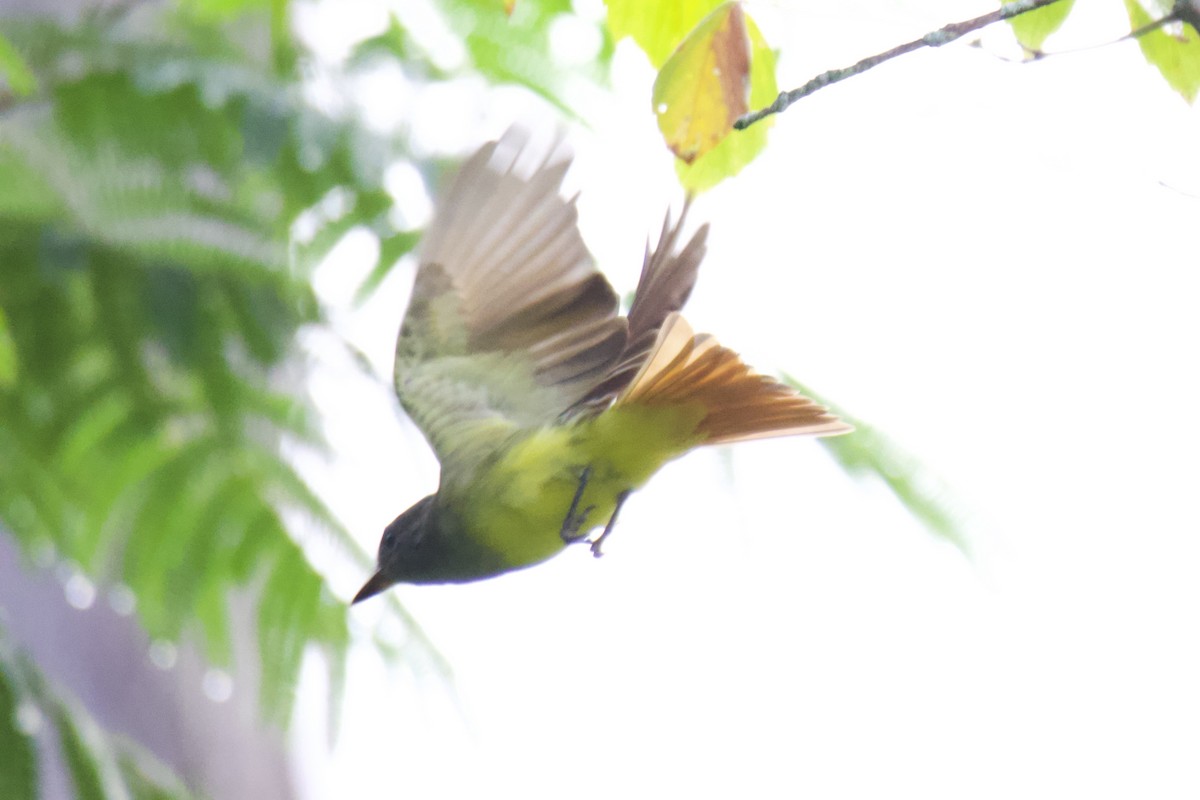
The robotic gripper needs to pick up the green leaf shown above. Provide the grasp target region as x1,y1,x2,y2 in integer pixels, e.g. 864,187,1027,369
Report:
54,393,135,477
674,13,776,192
352,14,417,67
784,376,970,553
294,188,393,275
606,0,724,68
115,750,196,800
1125,0,1200,102
354,229,422,305
178,0,275,19
0,658,38,800
1008,0,1075,51
258,544,322,723
55,705,109,800
0,149,62,219
0,30,37,97
435,0,608,117
0,307,18,388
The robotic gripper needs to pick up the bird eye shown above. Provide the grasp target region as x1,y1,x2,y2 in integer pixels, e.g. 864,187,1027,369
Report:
381,530,396,550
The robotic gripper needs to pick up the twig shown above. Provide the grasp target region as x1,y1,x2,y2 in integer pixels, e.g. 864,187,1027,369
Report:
966,0,1193,65
1174,0,1200,33
1118,0,1200,42
981,16,1177,60
735,0,1069,130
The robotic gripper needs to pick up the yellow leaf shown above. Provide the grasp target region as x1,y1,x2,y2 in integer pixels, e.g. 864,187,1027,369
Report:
653,2,750,165
675,14,776,193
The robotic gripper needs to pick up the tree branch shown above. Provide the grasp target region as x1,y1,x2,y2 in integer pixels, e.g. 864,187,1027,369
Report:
735,0,1069,130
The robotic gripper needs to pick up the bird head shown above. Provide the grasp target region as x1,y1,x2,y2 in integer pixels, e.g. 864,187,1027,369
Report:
352,494,437,603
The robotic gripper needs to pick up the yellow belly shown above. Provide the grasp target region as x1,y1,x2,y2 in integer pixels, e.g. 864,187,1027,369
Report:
456,404,706,568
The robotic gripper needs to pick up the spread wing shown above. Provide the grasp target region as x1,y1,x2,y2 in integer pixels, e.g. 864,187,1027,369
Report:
395,131,707,474
567,201,708,414
394,132,623,469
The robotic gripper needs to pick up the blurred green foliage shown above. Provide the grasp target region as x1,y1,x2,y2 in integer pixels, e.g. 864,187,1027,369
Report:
0,7,377,728
0,649,196,800
0,655,37,800
443,0,612,115
785,377,969,554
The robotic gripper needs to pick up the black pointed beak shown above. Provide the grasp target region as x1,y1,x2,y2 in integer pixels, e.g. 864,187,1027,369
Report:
352,570,393,604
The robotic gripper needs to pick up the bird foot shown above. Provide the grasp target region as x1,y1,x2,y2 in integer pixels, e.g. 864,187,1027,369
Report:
560,466,594,544
589,489,631,558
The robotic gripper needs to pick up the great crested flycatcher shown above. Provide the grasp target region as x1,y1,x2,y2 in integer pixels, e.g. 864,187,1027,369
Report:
352,131,850,602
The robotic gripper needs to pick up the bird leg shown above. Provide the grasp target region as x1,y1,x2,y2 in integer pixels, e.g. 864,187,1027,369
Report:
560,466,595,544
590,490,631,558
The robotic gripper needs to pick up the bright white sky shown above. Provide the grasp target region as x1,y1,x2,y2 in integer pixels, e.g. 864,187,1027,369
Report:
288,1,1200,797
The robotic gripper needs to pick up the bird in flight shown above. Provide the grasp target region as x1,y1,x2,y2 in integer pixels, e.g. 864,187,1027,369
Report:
353,131,849,602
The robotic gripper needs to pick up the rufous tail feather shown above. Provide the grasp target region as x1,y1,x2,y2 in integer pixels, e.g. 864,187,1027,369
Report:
615,314,851,445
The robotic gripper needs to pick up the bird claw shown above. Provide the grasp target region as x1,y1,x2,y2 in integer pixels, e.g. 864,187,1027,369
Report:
560,466,594,544
559,467,632,556
561,504,594,542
